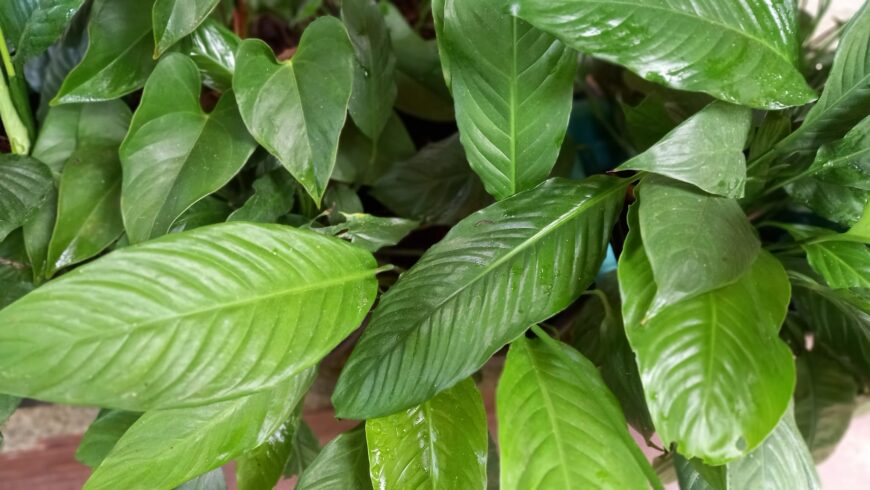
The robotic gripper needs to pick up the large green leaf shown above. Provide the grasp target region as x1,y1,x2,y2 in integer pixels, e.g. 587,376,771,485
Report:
333,176,625,419
234,17,354,204
3,0,85,62
498,335,660,490
637,176,760,315
188,19,240,91
120,54,256,243
0,155,53,242
0,223,378,410
803,239,870,290
75,410,141,469
366,378,487,489
440,0,576,200
514,0,814,109
152,0,220,56
236,405,304,490
54,0,158,103
296,426,371,490
341,0,397,141
794,352,857,462
85,369,315,490
616,102,751,198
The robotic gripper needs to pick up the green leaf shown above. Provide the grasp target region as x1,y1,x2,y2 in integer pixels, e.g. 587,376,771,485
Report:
786,177,869,227
366,378,487,489
620,94,681,152
6,0,85,62
187,19,240,91
621,225,794,464
0,230,33,306
177,470,226,490
0,393,21,425
0,223,378,410
673,454,724,490
370,134,491,225
283,420,320,478
227,170,295,223
0,154,53,242
76,410,142,469
169,196,231,233
54,0,158,103
120,54,256,243
803,239,870,289
236,406,304,490
333,176,625,419
333,113,415,185
804,116,869,185
794,352,857,462
497,335,660,490
234,17,354,204
296,426,371,490
341,0,397,140
637,176,760,315
84,369,315,490
441,0,576,200
848,202,870,242
152,0,220,56
514,0,815,109
616,102,751,198
316,213,417,252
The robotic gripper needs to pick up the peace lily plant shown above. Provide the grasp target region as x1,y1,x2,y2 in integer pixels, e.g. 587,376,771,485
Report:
0,0,867,489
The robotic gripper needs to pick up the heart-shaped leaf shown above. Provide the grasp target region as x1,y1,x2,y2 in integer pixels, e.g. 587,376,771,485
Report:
152,0,220,56
794,352,857,462
0,154,53,242
333,176,626,419
0,223,378,410
234,17,354,204
120,53,256,243
296,426,371,490
366,378,487,489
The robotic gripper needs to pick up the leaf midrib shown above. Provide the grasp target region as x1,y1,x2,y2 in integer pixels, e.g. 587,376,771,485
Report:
526,344,572,486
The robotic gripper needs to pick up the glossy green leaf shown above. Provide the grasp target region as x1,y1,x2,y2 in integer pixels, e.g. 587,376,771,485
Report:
76,410,141,469
236,404,304,490
152,0,220,56
620,94,681,152
120,53,256,243
283,420,320,478
637,176,760,315
803,239,870,289
169,196,231,233
5,0,85,62
441,0,576,200
498,335,660,490
616,102,751,198
370,134,491,225
296,426,370,490
794,352,857,462
317,213,417,253
674,454,724,490
804,116,869,185
54,0,158,103
0,223,378,410
334,176,626,419
848,202,870,242
341,0,397,140
188,19,240,91
366,378,487,489
514,0,815,109
227,170,295,223
234,17,354,204
0,154,53,242
85,369,315,490
786,178,868,227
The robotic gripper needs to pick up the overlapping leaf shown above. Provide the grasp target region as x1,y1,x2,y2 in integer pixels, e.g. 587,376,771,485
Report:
794,352,857,462
76,410,141,468
1,0,85,62
0,155,52,242
317,213,417,253
296,426,371,490
187,19,240,91
152,0,220,56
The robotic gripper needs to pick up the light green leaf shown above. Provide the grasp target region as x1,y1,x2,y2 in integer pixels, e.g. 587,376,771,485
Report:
76,410,141,469
296,426,370,490
442,0,576,200
54,0,158,103
366,378,487,489
84,369,315,490
120,53,256,243
514,0,815,109
227,170,295,224
152,0,220,56
0,223,378,410
341,0,397,140
803,239,870,289
5,0,85,62
795,352,857,462
234,17,354,204
638,176,760,314
333,176,625,419
0,154,53,242
848,202,870,242
616,102,751,198
317,213,417,252
236,405,304,490
498,335,660,490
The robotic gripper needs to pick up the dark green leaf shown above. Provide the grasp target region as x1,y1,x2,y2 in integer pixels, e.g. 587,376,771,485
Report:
169,197,231,233
316,213,417,252
227,170,295,224
187,19,240,91
0,394,21,425
332,113,415,185
234,18,354,204
786,177,869,227
0,154,53,242
334,176,626,419
366,378,487,489
674,454,724,490
76,410,142,469
620,94,681,152
0,223,378,410
283,420,320,478
236,406,303,490
795,352,857,462
296,426,370,490
152,0,220,56
803,239,870,289
804,116,869,186
7,0,85,62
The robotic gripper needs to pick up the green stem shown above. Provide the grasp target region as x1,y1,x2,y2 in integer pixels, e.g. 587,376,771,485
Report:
0,26,33,154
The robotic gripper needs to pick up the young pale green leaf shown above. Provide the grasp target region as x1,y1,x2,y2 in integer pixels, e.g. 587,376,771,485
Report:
637,176,760,315
725,408,820,490
514,0,815,109
498,335,661,490
85,369,315,490
120,53,256,243
0,155,53,242
227,170,295,224
5,0,85,62
370,134,491,225
234,17,354,204
616,102,751,198
849,202,870,242
441,0,576,200
296,426,370,490
0,223,378,410
341,0,397,140
236,406,303,490
283,420,320,478
54,0,158,103
152,0,220,56
76,410,141,469
366,378,487,490
794,352,857,462
316,213,418,253
333,176,626,419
